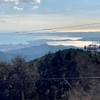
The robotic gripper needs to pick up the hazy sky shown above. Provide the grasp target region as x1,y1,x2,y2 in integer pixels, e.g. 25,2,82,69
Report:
0,0,100,32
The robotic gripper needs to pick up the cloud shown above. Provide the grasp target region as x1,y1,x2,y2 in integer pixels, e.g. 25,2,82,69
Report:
34,0,40,3
0,15,22,24
0,19,6,22
31,6,38,10
13,6,24,11
0,0,41,4
0,19,13,23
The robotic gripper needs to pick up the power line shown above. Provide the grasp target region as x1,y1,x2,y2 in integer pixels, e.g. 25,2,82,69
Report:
42,23,100,31
1,77,100,81
26,22,100,32
36,77,100,81
38,4,100,14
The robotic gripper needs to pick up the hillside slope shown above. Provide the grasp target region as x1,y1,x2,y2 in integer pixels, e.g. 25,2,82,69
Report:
6,44,76,61
0,49,100,100
0,51,16,62
32,49,100,100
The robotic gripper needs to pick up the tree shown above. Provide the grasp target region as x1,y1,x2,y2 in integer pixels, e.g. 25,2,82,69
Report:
0,56,39,99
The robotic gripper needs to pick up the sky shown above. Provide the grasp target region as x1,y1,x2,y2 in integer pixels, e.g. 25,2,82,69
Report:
0,0,100,32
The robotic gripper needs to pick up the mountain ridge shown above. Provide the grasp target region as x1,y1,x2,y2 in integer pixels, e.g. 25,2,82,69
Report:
7,44,76,54
0,44,77,61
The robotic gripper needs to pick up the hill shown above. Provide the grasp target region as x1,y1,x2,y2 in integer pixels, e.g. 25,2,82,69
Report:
31,49,100,100
0,51,16,62
0,49,100,99
6,44,77,61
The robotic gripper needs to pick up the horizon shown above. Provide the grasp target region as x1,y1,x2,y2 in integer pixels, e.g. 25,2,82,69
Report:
0,0,100,48
0,31,99,49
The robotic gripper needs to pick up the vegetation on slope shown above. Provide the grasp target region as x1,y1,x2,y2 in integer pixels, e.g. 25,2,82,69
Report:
0,49,100,100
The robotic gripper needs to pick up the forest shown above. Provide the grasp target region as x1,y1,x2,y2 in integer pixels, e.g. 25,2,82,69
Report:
0,49,100,100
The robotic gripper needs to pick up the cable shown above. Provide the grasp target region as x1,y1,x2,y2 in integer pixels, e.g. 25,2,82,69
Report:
1,4,100,19
38,4,100,15
33,77,100,81
25,22,100,32
42,23,100,31
1,77,100,81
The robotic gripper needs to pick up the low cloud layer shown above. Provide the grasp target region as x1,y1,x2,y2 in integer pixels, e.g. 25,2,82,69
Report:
0,0,41,4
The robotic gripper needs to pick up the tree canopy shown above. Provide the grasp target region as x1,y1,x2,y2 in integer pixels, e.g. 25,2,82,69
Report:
0,49,100,99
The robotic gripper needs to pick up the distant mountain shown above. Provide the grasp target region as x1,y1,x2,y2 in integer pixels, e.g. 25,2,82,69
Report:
0,52,16,62
6,44,77,61
0,39,50,52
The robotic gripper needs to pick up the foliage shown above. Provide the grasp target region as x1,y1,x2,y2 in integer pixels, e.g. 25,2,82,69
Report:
0,49,100,99
0,56,38,100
